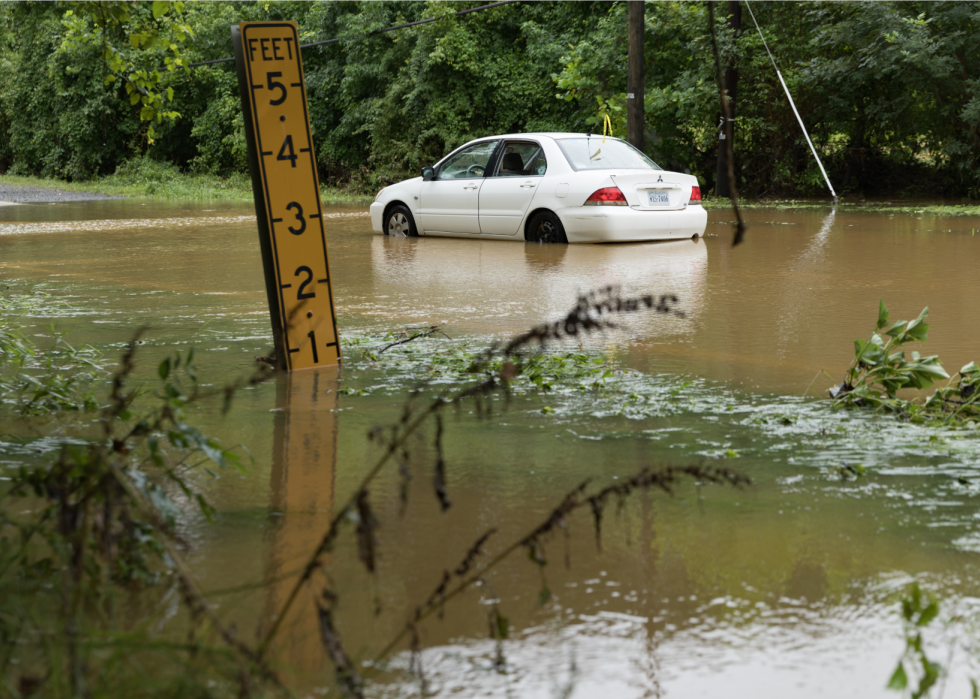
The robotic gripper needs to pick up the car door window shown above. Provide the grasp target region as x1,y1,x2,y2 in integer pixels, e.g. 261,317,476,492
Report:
528,150,547,176
494,142,545,177
436,141,498,180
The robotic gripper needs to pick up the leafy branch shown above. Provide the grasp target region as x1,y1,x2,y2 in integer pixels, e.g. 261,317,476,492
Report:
59,1,193,144
831,301,948,411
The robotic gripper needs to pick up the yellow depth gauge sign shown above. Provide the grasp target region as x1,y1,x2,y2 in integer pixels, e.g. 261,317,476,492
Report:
233,22,340,370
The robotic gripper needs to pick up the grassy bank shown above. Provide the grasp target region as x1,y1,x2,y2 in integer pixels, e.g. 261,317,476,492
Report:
4,163,977,218
0,158,373,206
702,197,980,217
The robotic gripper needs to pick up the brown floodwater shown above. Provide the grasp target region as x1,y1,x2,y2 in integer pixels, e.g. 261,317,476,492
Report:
4,199,980,697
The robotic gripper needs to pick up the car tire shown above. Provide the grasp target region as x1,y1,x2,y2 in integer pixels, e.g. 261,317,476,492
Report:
526,211,568,244
384,204,418,237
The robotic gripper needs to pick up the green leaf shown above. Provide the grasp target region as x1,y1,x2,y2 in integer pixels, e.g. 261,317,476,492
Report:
916,600,939,627
876,299,890,330
158,358,170,380
887,662,908,690
885,320,908,338
152,1,170,19
494,613,509,640
538,585,552,606
915,661,942,699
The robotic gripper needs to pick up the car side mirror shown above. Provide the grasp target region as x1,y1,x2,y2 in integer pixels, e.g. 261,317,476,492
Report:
422,166,435,181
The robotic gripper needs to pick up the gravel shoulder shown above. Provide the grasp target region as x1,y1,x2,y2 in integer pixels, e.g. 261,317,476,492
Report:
0,182,125,204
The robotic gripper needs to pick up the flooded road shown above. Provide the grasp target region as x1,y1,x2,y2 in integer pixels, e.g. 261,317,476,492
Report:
4,199,980,697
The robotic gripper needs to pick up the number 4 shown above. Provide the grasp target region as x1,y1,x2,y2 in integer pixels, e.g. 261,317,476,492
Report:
277,135,297,168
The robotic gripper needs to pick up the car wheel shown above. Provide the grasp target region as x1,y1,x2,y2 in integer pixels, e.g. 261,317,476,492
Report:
526,211,568,244
385,204,418,237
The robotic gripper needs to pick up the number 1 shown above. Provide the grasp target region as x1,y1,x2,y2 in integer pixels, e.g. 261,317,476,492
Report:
307,330,319,363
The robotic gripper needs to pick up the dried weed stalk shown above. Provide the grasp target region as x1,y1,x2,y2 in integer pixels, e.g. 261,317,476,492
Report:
257,287,685,666
4,331,283,696
372,464,750,668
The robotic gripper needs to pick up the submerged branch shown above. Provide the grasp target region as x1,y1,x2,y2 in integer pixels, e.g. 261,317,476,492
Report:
376,322,449,356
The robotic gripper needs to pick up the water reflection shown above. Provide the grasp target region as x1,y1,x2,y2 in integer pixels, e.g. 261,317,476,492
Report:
522,241,567,270
264,368,338,684
775,207,837,360
365,236,707,339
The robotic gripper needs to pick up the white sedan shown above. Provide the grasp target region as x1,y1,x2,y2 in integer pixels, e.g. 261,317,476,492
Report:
369,133,706,244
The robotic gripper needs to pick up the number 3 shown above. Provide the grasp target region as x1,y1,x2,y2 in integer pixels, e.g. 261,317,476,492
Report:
286,202,306,235
267,71,286,106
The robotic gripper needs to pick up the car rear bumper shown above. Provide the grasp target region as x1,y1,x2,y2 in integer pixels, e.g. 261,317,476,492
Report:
556,205,707,243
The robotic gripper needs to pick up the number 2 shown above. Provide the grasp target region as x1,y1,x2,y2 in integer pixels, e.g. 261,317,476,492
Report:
267,72,286,106
295,266,315,299
286,202,306,235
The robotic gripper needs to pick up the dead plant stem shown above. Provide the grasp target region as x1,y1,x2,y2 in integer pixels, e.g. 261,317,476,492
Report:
256,394,449,658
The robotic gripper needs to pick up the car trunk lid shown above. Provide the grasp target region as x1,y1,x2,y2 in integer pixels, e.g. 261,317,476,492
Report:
610,173,690,211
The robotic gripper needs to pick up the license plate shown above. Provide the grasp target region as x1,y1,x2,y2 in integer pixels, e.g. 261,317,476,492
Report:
646,191,670,206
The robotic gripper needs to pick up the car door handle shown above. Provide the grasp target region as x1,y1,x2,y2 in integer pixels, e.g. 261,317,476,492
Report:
463,185,478,190
520,184,535,189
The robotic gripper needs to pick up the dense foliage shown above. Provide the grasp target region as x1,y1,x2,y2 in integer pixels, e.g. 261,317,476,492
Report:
0,1,977,197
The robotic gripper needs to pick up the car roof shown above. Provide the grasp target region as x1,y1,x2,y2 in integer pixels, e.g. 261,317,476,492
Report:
478,133,612,141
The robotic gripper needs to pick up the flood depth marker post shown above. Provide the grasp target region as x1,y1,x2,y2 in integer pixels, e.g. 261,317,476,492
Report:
232,22,340,370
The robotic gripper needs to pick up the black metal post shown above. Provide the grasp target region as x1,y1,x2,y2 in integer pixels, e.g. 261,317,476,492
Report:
232,25,287,369
627,1,644,151
714,0,740,198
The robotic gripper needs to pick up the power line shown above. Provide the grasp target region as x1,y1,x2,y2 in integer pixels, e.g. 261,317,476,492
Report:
187,0,522,68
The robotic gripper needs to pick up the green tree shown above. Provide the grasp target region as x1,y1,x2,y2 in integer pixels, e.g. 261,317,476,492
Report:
59,1,193,144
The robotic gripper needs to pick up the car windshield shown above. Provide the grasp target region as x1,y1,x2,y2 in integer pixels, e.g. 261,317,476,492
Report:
436,141,498,179
556,138,662,171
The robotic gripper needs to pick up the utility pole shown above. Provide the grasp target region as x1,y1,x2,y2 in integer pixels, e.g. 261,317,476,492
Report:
627,0,644,151
715,0,740,197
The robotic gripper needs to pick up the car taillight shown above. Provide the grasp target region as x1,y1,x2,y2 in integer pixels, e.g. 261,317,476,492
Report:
375,187,386,202
688,185,701,205
584,186,628,206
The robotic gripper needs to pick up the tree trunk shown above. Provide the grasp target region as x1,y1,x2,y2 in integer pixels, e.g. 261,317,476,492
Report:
627,1,644,151
715,0,740,197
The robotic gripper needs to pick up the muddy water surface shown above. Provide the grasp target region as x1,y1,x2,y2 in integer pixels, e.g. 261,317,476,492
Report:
4,199,980,697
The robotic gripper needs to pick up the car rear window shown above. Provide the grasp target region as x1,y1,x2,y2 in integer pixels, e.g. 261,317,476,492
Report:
557,138,662,171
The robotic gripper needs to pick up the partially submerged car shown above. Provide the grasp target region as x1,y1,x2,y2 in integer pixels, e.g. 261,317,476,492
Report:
370,133,706,244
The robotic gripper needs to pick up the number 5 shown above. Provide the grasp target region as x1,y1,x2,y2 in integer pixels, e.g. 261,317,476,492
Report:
267,71,286,106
